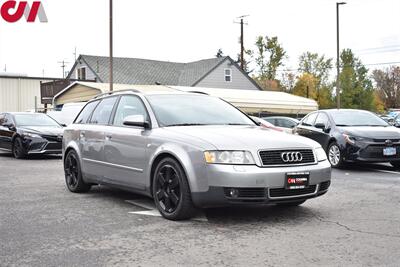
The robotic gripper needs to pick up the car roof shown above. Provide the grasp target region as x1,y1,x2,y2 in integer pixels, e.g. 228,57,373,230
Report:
89,90,211,102
320,109,372,113
7,112,48,115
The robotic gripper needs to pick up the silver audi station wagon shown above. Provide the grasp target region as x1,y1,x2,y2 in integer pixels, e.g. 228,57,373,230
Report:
63,90,331,220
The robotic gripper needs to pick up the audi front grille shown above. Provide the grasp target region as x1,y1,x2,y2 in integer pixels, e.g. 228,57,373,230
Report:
259,149,316,166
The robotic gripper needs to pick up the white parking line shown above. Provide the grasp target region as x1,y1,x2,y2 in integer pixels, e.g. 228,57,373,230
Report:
126,198,208,222
125,199,155,210
129,210,161,217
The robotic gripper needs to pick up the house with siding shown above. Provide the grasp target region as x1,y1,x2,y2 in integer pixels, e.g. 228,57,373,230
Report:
67,55,261,91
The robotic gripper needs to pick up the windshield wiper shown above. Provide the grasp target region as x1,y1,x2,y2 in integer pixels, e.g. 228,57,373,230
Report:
335,124,351,127
164,123,207,127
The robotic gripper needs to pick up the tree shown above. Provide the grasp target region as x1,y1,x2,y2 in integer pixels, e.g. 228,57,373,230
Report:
299,52,332,87
236,49,253,74
215,49,224,58
254,36,286,81
372,66,400,109
293,73,318,99
339,49,375,111
280,72,296,93
297,52,334,108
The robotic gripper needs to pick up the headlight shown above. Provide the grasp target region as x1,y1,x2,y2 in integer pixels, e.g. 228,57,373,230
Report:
204,151,255,165
21,132,41,138
342,133,356,145
315,147,327,162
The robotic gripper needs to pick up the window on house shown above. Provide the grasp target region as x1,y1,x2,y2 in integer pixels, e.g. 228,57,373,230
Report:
77,67,86,80
224,69,232,82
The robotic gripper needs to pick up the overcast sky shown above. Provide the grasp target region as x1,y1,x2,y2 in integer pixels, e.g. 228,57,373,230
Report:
0,0,399,78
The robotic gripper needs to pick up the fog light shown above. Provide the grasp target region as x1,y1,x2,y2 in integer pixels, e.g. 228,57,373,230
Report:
228,188,239,198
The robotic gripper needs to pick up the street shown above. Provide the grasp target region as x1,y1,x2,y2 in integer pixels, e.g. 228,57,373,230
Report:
0,152,399,266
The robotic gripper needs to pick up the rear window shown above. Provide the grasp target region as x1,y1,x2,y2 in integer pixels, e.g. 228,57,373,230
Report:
74,101,99,124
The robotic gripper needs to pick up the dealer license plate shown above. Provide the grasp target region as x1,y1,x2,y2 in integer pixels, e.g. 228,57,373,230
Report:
383,147,396,156
285,172,310,190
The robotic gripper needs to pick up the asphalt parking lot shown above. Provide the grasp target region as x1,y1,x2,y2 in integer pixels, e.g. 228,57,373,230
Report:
0,152,400,266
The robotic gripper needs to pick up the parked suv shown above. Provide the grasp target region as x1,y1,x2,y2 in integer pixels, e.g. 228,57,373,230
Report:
63,90,331,220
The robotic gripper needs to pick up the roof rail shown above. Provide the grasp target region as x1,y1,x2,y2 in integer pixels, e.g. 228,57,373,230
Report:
187,91,209,95
93,89,141,99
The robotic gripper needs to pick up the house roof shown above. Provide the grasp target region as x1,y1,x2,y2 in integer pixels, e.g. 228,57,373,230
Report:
69,55,231,86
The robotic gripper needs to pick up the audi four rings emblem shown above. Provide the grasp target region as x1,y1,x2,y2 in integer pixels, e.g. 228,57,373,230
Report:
281,152,303,163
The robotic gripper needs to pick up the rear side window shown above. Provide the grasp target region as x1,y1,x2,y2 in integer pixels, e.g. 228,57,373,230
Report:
277,119,296,128
89,97,118,125
74,101,99,124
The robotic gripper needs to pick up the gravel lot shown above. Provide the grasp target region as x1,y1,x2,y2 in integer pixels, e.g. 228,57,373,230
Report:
0,151,399,266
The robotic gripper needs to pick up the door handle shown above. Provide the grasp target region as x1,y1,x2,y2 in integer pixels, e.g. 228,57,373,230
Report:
105,134,112,141
80,131,85,138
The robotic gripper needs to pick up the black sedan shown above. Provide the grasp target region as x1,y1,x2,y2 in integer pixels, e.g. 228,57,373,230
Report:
0,112,63,159
294,109,400,168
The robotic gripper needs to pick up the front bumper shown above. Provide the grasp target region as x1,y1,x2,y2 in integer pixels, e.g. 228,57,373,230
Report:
342,141,400,163
22,136,62,155
191,160,331,208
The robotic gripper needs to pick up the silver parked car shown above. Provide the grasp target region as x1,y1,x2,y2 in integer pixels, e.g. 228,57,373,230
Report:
63,90,331,220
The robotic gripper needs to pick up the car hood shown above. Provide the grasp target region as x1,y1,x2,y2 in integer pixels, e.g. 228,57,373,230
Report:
165,125,320,150
19,126,64,136
338,126,400,139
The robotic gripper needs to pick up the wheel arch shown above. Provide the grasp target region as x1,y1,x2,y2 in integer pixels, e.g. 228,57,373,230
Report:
147,143,206,197
149,151,190,197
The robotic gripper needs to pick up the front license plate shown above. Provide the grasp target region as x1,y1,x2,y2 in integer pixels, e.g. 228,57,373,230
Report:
383,147,396,156
285,172,310,190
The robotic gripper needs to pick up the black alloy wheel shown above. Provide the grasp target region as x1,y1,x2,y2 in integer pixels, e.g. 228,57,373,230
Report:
390,161,400,169
64,150,91,193
153,157,195,220
12,137,26,159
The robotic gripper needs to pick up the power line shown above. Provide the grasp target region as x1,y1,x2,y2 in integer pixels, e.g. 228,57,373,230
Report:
275,61,400,73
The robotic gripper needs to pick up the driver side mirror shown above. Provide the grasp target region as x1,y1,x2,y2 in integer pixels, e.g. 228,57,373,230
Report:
3,123,16,130
123,115,150,129
315,122,330,133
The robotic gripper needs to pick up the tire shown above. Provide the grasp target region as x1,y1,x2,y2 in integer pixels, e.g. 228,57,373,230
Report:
64,150,91,193
276,200,306,207
12,137,27,159
390,161,400,169
327,142,344,168
152,157,196,220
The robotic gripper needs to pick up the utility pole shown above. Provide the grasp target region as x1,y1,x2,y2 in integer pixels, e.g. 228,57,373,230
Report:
235,15,249,71
3,64,6,72
336,2,346,109
73,47,77,62
58,60,70,78
109,0,114,91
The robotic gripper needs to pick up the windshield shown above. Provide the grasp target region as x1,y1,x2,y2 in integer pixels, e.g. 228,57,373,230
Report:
14,114,61,127
146,94,255,127
331,110,389,127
